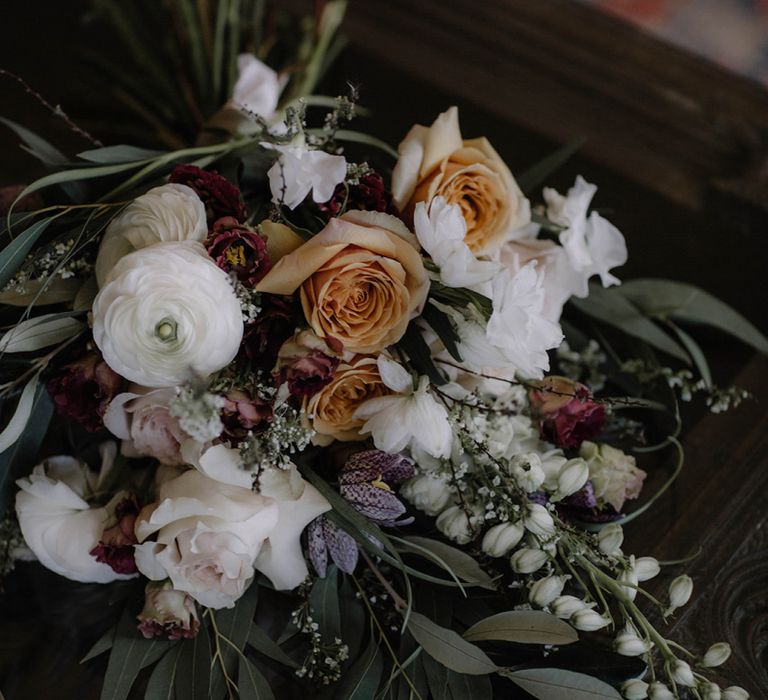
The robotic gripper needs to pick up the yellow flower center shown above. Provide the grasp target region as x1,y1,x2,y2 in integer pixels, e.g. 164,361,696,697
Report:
225,244,246,267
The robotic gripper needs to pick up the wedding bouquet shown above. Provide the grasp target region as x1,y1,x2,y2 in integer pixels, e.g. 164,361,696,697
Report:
1,2,764,699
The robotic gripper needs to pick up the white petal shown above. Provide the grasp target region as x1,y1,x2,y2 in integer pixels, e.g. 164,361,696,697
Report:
377,355,412,393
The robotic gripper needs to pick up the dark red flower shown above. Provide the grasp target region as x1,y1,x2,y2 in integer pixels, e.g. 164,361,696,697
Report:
530,376,605,450
220,389,272,442
278,346,340,399
241,294,297,372
137,581,200,640
205,216,271,286
47,351,122,432
318,171,399,218
169,164,247,224
90,496,139,575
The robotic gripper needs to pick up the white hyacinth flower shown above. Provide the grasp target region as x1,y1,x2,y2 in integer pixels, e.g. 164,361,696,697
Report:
622,678,649,700
509,453,546,493
266,143,347,210
355,357,453,459
614,623,650,656
598,523,624,556
528,575,567,607
553,458,589,501
670,659,695,687
633,556,660,582
550,595,591,619
722,687,749,700
666,575,693,613
414,197,500,289
510,548,549,574
400,474,452,516
524,503,556,538
619,567,639,602
570,608,610,632
436,505,474,545
481,522,524,558
648,682,674,700
701,683,722,700
702,642,732,668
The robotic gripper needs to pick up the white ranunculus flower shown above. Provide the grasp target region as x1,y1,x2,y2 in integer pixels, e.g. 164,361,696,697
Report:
485,263,564,379
266,144,347,210
543,176,627,296
95,183,207,286
354,356,453,459
15,444,136,584
231,54,283,118
92,241,243,388
413,197,499,289
134,469,329,608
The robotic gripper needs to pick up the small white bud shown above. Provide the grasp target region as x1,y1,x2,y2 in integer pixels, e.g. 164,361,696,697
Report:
524,503,556,538
619,568,639,602
570,608,610,631
722,687,749,700
633,556,660,582
670,659,695,686
622,678,649,700
529,575,567,607
401,474,451,516
553,458,589,500
648,682,674,700
667,575,693,612
550,595,590,619
510,547,549,574
481,521,524,557
701,683,722,700
436,505,473,545
702,642,731,668
510,453,545,492
598,523,624,556
614,623,650,656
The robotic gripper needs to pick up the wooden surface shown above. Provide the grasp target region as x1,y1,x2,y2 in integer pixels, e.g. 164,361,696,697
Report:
1,1,767,697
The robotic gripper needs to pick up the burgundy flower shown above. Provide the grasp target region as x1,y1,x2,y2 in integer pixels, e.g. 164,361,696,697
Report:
137,581,200,640
206,216,271,286
89,496,139,575
276,331,341,399
318,171,399,218
169,164,247,224
220,389,272,442
47,351,122,432
241,294,297,372
530,376,605,450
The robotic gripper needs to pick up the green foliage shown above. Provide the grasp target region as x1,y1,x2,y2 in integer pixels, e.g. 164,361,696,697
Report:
505,667,622,700
462,610,579,646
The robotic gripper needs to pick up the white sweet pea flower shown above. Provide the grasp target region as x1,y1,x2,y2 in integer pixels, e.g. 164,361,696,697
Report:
543,176,627,296
354,356,452,459
231,54,283,118
92,241,243,388
266,143,347,210
95,183,207,287
413,197,499,289
134,469,329,607
15,444,136,584
484,263,563,378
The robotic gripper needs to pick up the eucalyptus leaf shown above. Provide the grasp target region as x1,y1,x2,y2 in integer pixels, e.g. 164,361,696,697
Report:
420,654,450,700
310,564,341,642
144,644,183,700
0,313,84,353
0,277,81,306
247,625,299,668
175,631,212,700
569,285,689,362
517,138,586,194
399,536,495,590
0,373,40,454
506,667,622,700
447,669,493,700
338,636,383,700
0,116,68,167
463,611,578,645
237,656,276,700
312,129,397,159
77,145,165,163
618,278,768,354
81,624,117,663
0,217,55,291
407,612,498,676
666,321,712,387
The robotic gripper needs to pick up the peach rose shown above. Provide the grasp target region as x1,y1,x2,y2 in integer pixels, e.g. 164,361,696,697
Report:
256,212,429,354
306,354,392,442
391,106,530,256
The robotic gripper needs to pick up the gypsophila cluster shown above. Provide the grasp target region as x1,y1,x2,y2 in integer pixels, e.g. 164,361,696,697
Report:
238,404,314,473
2,239,93,294
621,359,751,412
290,603,349,684
169,385,225,442
344,161,374,186
230,276,262,322
556,340,607,391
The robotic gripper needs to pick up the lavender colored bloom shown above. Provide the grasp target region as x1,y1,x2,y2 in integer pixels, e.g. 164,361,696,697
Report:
308,517,359,576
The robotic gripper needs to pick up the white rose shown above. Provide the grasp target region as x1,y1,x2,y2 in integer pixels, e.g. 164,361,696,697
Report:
92,241,243,388
15,446,136,584
134,470,329,608
105,388,188,465
95,184,207,286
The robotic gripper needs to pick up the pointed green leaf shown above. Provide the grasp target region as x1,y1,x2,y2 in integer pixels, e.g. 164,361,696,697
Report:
175,630,212,700
338,636,383,700
247,625,299,669
77,145,164,163
310,564,341,643
398,536,495,590
420,654,450,700
407,612,498,676
0,373,40,454
0,217,55,290
0,116,68,167
422,302,463,362
81,624,117,664
0,313,84,353
398,323,448,386
517,138,586,194
463,610,578,645
144,644,183,700
617,278,768,354
0,277,81,306
570,285,689,362
447,669,492,699
506,668,622,699
237,656,275,700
